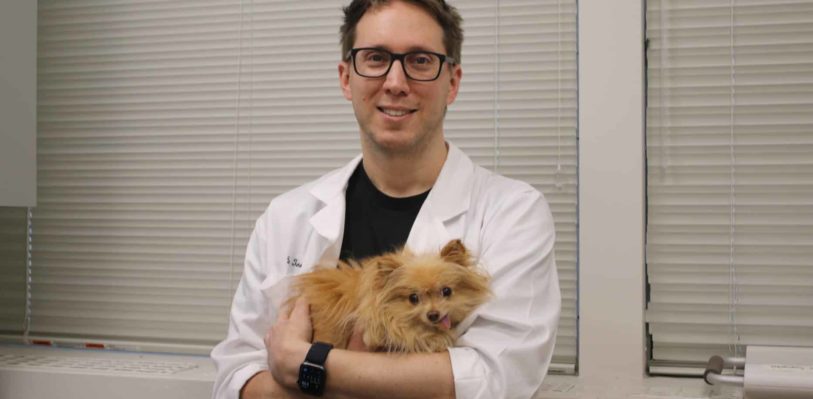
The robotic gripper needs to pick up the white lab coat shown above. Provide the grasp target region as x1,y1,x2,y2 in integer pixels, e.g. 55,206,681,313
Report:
211,142,561,399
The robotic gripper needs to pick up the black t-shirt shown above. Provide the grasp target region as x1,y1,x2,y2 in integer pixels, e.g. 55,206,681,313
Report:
339,163,430,261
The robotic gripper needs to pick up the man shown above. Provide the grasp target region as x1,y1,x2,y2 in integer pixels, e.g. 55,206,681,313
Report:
211,1,561,398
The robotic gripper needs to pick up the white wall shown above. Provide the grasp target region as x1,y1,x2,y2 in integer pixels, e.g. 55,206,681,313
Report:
578,0,647,384
0,0,37,207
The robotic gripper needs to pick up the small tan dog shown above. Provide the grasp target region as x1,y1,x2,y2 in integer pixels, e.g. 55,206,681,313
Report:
288,239,491,353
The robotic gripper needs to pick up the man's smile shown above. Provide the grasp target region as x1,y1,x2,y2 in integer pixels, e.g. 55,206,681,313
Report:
378,106,418,118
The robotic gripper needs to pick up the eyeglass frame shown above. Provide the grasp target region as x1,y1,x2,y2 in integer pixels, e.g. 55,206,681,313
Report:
345,47,457,82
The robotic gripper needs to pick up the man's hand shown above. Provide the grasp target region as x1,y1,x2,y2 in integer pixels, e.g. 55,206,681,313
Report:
264,297,312,389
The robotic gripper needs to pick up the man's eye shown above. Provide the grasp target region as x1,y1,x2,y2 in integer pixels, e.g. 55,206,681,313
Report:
409,293,420,305
414,56,431,64
366,53,387,63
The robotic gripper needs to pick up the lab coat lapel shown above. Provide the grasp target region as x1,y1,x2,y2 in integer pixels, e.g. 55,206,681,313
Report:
407,143,474,253
306,143,474,257
308,155,362,263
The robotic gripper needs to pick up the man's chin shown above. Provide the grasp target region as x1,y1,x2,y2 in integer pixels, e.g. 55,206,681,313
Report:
365,134,423,156
373,139,418,154
361,123,442,156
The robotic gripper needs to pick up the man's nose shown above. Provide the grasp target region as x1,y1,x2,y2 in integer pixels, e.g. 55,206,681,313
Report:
383,59,410,94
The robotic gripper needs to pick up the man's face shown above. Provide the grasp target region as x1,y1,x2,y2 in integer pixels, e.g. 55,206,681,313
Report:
339,0,462,156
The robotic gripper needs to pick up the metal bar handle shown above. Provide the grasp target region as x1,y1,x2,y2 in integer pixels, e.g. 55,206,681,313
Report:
704,355,745,387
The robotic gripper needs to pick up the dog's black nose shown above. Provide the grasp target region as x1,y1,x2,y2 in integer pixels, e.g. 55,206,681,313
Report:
427,311,440,322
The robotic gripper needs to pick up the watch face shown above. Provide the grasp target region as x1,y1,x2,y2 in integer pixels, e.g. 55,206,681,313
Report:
298,363,326,395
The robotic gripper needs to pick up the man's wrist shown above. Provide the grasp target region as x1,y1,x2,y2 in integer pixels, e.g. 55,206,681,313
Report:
297,342,334,396
284,341,312,388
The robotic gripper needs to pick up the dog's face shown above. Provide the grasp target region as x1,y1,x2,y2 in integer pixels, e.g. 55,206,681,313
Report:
369,240,491,334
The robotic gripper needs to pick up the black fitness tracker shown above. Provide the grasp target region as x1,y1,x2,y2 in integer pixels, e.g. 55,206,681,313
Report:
297,341,334,396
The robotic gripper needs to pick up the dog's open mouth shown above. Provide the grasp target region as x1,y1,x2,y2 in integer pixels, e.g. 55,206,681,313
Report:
438,314,452,331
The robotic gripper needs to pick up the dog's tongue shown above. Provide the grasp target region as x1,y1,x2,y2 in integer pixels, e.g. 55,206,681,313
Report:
440,315,452,330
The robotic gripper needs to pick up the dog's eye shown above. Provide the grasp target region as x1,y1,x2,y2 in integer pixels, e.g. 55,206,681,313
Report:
441,287,452,297
409,293,420,305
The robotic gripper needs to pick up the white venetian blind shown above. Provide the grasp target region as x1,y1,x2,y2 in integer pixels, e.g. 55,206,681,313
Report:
646,0,813,374
30,0,577,369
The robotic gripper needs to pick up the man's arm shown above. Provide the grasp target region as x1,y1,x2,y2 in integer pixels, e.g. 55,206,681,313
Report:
446,187,560,398
242,353,454,399
241,371,302,399
323,349,454,399
211,215,278,399
250,297,455,399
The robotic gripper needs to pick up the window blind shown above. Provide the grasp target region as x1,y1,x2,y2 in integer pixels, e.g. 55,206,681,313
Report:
26,0,577,369
452,0,578,370
646,0,813,374
0,207,28,335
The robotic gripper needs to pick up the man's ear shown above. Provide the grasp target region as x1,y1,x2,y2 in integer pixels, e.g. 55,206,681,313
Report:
440,239,472,267
445,64,462,106
339,61,353,101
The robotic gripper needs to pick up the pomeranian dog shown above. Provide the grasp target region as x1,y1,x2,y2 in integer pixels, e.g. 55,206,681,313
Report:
287,239,491,353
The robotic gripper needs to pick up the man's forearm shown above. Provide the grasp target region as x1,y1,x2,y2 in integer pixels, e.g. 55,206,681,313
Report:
257,350,455,399
242,371,302,399
242,371,352,399
323,350,455,399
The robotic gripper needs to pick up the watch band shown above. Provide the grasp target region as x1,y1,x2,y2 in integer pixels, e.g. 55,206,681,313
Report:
297,341,334,396
305,341,333,365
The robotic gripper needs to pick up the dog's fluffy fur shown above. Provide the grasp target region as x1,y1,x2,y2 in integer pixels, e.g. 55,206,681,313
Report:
288,239,491,353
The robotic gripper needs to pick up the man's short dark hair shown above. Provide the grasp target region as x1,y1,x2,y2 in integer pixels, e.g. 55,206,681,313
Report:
340,0,464,64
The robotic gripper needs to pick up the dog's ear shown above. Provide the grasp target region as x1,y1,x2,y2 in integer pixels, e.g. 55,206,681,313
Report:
370,253,403,288
440,239,472,267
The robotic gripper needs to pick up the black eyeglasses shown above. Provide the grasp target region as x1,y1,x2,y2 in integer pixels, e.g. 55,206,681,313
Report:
346,48,456,82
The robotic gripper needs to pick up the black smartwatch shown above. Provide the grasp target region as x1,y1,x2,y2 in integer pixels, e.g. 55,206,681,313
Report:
297,341,333,396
